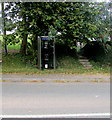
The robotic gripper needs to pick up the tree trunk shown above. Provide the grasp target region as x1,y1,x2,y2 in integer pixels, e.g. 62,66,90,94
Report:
2,3,7,55
20,14,28,55
32,34,38,51
20,34,28,55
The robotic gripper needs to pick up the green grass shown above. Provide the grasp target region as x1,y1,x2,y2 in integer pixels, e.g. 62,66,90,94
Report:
0,36,3,40
2,53,110,74
8,44,20,50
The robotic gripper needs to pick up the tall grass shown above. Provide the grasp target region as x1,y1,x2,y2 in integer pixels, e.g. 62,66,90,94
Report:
2,53,110,74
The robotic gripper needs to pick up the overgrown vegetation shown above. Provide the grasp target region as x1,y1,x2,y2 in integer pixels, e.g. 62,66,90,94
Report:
2,37,111,74
2,2,111,55
1,2,111,74
80,41,111,66
2,52,110,74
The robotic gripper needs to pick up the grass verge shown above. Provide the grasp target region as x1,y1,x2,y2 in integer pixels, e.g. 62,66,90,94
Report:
2,53,110,75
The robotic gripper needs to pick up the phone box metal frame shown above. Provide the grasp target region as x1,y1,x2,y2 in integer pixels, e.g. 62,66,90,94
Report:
38,36,56,69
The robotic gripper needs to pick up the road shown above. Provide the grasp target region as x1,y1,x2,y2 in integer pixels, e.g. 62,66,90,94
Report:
1,82,110,118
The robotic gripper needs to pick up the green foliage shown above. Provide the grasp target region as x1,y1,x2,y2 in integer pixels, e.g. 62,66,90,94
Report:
2,53,110,74
3,34,16,44
0,36,3,41
2,2,111,74
8,44,20,50
57,56,81,69
4,2,111,54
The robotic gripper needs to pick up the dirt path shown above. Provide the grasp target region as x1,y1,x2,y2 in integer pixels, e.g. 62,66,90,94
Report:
2,49,20,53
8,49,20,53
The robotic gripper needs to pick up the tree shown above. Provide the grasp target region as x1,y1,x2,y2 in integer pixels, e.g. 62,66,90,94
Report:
2,3,7,54
4,2,111,55
18,3,30,55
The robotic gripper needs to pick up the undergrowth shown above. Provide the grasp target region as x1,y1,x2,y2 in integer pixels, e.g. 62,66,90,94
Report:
2,53,110,74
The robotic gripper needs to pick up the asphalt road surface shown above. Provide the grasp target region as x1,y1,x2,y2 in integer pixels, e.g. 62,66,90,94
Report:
1,82,110,118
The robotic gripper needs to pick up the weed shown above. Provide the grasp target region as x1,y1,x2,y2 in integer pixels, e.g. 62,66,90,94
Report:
2,53,110,74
